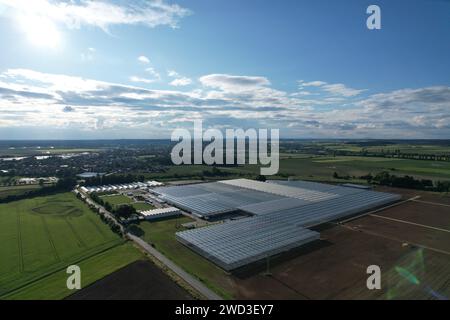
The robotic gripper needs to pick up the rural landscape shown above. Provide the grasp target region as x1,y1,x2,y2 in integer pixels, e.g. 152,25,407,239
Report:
0,139,449,300
0,0,449,308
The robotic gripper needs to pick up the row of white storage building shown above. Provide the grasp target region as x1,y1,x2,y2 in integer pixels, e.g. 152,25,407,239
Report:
140,207,181,221
80,180,163,193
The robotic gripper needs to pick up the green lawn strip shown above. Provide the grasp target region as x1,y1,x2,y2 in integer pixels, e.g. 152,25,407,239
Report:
131,202,155,211
139,218,234,299
3,243,143,300
100,194,133,207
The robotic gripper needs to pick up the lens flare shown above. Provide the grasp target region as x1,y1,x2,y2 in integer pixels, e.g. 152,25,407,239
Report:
17,14,61,48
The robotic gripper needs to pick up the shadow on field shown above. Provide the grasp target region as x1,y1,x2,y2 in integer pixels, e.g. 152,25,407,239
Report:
231,239,333,279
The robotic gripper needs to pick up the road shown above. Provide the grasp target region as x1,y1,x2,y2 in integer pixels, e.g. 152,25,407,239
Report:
127,234,223,300
74,189,125,233
75,188,223,300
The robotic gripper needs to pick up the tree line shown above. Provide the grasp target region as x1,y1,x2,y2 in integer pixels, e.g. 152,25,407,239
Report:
89,193,138,221
345,171,450,192
0,177,78,203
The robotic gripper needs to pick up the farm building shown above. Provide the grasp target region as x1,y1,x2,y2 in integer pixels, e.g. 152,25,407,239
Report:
154,179,401,271
140,207,181,220
82,181,164,193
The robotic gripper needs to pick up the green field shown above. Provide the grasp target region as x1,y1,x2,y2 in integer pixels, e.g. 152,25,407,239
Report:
322,143,450,155
132,202,155,211
0,192,142,299
217,156,450,182
3,243,142,300
100,194,133,207
139,217,234,299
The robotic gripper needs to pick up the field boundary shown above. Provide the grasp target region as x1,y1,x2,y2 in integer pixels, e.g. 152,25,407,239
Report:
338,223,450,257
412,199,450,208
338,195,421,224
64,217,87,248
16,208,24,273
40,216,61,262
87,216,110,240
369,213,450,233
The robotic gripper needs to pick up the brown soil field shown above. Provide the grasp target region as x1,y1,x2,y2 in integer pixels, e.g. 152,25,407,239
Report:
227,187,450,300
67,260,193,300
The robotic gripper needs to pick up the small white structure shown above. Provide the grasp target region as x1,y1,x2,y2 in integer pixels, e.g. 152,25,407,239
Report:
140,207,181,220
82,180,164,194
146,180,164,187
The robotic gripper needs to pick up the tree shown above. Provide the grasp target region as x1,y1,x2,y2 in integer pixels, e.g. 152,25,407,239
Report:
126,224,145,237
104,202,113,212
255,175,267,182
114,205,137,219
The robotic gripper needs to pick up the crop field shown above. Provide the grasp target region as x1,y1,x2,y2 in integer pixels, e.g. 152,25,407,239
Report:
322,143,450,155
100,194,133,207
66,260,193,300
219,156,450,182
139,217,234,299
0,192,142,299
4,243,143,300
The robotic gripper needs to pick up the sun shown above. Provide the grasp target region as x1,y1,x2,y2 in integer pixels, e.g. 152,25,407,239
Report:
18,14,61,49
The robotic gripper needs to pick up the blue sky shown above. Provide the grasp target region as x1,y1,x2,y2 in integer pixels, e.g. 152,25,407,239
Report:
0,0,449,139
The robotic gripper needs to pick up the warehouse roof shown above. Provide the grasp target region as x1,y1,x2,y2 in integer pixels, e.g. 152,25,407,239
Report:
173,179,401,270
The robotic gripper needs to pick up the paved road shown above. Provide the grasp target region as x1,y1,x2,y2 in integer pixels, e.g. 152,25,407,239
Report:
75,188,222,300
127,234,223,300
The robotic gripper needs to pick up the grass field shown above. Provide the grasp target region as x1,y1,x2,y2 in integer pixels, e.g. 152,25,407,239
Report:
217,156,450,182
132,202,155,211
3,243,143,300
139,217,234,299
0,192,141,299
323,143,450,155
99,194,133,207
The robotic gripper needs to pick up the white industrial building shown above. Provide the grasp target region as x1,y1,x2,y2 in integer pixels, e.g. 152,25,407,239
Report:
140,207,181,220
154,179,401,271
81,180,164,194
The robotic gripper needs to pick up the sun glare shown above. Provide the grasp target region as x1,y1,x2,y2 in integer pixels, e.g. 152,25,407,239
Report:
18,14,61,49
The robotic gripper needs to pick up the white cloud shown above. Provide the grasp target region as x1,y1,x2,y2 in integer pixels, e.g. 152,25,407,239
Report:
167,70,180,77
0,0,191,31
299,80,365,97
170,77,192,86
138,55,150,64
300,80,327,87
322,83,365,97
167,69,192,86
145,67,161,80
200,74,271,91
81,47,96,61
0,68,449,139
130,76,155,84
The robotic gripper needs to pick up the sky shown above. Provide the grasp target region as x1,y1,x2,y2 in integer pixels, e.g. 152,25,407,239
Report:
0,0,449,139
